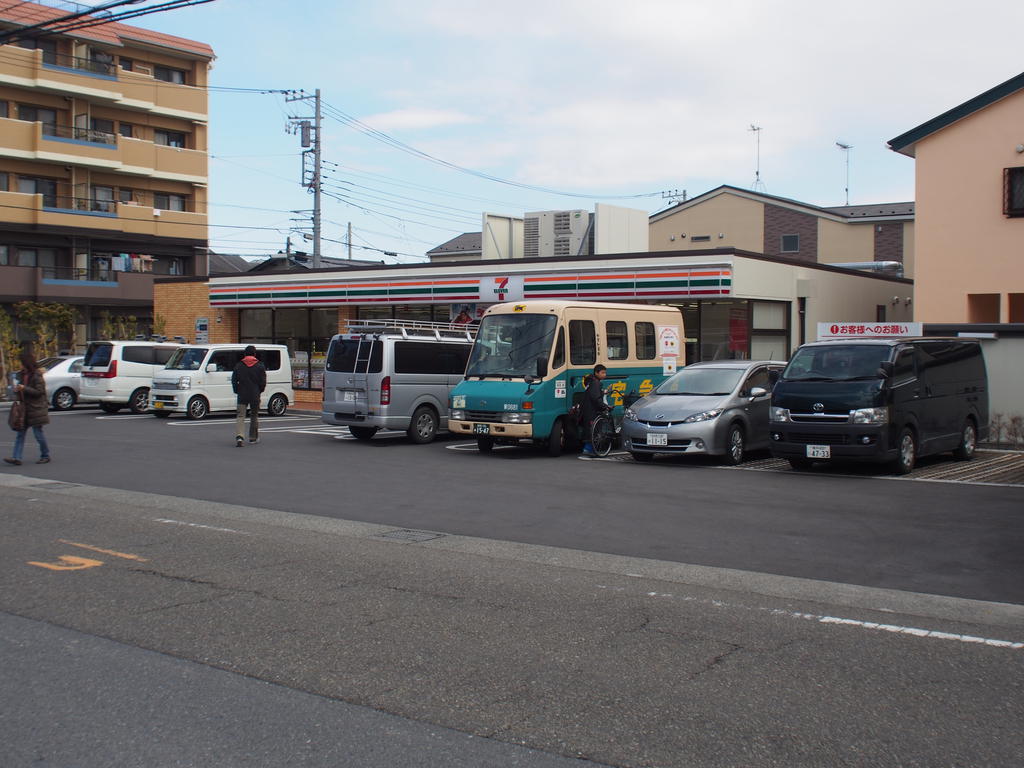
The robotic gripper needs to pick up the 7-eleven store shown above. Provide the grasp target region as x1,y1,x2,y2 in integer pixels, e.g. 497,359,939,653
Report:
155,249,913,408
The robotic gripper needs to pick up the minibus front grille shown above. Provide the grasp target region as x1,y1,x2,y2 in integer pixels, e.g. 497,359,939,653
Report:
466,410,502,422
790,413,850,423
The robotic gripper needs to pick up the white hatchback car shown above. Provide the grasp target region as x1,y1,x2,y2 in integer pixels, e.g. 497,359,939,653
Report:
38,356,85,410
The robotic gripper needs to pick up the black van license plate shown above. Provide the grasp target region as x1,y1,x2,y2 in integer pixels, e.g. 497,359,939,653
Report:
806,445,831,459
473,423,490,435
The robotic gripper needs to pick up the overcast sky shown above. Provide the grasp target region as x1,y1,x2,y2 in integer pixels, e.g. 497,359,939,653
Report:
139,0,1024,263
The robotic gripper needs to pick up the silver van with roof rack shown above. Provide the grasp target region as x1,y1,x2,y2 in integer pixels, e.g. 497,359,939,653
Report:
321,320,474,443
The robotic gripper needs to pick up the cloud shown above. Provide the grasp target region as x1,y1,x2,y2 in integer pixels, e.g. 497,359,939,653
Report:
360,108,480,132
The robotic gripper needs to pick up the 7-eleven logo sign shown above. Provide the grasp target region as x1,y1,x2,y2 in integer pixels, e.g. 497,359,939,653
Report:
483,276,522,302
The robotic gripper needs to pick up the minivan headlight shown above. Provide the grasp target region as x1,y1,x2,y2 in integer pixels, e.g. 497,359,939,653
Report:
501,412,532,424
682,408,723,424
770,407,791,422
450,409,465,421
176,376,191,390
850,407,888,424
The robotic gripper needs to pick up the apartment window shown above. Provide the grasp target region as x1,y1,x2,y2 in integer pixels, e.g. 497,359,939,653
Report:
18,105,57,134
154,193,187,212
118,188,134,203
781,234,800,253
91,185,115,212
88,48,114,75
18,38,57,64
0,172,7,191
153,65,186,84
0,100,7,118
1004,167,1024,217
155,129,186,148
120,57,133,71
0,245,7,265
17,176,58,207
118,122,133,138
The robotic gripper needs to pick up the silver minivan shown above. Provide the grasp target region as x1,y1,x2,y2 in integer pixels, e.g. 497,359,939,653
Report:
621,360,785,464
321,321,474,443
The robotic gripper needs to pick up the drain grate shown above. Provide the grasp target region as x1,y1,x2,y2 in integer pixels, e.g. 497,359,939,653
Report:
373,528,446,543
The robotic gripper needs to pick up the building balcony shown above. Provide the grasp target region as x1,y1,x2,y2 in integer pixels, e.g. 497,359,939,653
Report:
0,117,207,182
0,190,207,241
0,45,207,121
0,264,158,305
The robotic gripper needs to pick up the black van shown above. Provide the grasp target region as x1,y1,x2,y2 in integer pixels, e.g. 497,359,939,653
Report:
769,338,988,474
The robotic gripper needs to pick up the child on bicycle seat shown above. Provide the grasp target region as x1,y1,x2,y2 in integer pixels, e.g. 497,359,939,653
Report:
581,364,608,457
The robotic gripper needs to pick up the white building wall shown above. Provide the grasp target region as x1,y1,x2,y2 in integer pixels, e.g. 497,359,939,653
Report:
594,203,649,254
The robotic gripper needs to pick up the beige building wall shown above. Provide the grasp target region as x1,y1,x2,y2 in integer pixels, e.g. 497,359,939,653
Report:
817,219,874,265
649,194,764,252
912,89,1024,322
902,221,915,280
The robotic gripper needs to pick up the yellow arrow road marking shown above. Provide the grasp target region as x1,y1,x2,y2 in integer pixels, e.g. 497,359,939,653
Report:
28,555,104,571
57,540,148,562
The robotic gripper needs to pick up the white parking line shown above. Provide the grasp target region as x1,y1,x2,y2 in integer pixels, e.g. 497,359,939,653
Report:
167,416,318,427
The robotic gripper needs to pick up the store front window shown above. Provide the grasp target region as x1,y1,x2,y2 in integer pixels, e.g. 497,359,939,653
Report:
668,299,790,363
239,308,337,390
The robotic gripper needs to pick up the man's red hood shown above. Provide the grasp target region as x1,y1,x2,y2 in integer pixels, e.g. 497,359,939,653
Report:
242,356,259,367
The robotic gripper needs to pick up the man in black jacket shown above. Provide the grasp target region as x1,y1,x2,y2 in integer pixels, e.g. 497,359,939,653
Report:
580,364,608,457
231,345,267,447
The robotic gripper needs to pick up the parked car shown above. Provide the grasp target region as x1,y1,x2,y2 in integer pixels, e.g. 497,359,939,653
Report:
38,355,85,410
79,341,181,413
322,320,473,443
150,344,293,419
769,337,988,474
621,360,785,464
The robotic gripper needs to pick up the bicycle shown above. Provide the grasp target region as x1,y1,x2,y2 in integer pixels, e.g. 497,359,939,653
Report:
589,408,620,458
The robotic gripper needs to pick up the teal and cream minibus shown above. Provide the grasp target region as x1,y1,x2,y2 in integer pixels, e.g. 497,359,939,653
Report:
448,301,684,455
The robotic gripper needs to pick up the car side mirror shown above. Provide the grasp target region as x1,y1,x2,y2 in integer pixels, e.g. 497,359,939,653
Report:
749,386,768,399
206,363,217,373
536,357,548,379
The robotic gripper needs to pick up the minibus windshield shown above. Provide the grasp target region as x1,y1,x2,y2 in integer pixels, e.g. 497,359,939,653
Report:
783,344,890,381
465,314,557,378
654,367,744,396
165,347,210,370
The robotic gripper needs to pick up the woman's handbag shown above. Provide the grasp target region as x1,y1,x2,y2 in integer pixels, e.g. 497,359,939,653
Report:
7,399,25,431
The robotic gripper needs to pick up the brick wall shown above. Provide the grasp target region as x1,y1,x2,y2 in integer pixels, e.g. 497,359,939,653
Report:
873,222,904,265
763,204,818,262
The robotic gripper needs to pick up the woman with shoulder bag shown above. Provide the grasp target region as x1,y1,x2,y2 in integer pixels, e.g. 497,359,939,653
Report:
5,350,51,466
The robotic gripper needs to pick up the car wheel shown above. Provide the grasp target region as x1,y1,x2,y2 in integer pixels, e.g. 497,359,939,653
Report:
407,405,438,444
129,388,149,414
893,427,917,475
99,403,121,414
952,418,977,461
723,423,745,465
477,436,495,453
267,393,288,417
52,387,76,411
546,418,564,457
631,452,654,462
187,396,209,420
788,458,814,471
153,410,171,418
349,426,377,441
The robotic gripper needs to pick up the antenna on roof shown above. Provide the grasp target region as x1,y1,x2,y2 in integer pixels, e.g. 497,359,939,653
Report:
749,125,766,192
836,141,853,205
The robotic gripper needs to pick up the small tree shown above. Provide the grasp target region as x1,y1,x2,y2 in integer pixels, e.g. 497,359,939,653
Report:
14,301,76,359
152,313,167,338
0,309,21,396
98,313,139,340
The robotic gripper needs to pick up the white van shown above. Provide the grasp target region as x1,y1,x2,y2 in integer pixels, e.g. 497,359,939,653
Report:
150,343,293,420
80,340,182,413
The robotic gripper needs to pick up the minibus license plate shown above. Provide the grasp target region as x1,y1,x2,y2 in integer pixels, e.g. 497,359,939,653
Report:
343,391,356,402
647,433,668,446
473,423,490,435
806,445,830,459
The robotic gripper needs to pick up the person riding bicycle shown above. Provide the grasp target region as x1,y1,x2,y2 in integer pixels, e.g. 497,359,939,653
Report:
580,364,609,457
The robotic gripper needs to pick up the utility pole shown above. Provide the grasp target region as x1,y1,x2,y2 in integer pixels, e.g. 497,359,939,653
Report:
749,125,766,192
286,89,322,268
836,141,853,206
347,222,352,260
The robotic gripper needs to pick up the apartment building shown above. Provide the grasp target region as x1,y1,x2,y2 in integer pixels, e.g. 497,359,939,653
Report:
0,0,212,345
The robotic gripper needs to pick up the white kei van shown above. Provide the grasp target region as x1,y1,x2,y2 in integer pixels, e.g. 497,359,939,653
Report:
80,340,182,413
150,344,293,420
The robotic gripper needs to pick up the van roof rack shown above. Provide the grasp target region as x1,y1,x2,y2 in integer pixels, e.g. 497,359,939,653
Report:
345,318,475,341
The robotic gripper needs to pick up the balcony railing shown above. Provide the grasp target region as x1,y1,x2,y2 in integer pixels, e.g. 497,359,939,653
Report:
40,266,117,282
40,123,117,146
42,52,116,77
42,196,117,215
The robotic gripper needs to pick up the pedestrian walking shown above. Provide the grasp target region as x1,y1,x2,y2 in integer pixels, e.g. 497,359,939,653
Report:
231,345,266,447
5,350,51,466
